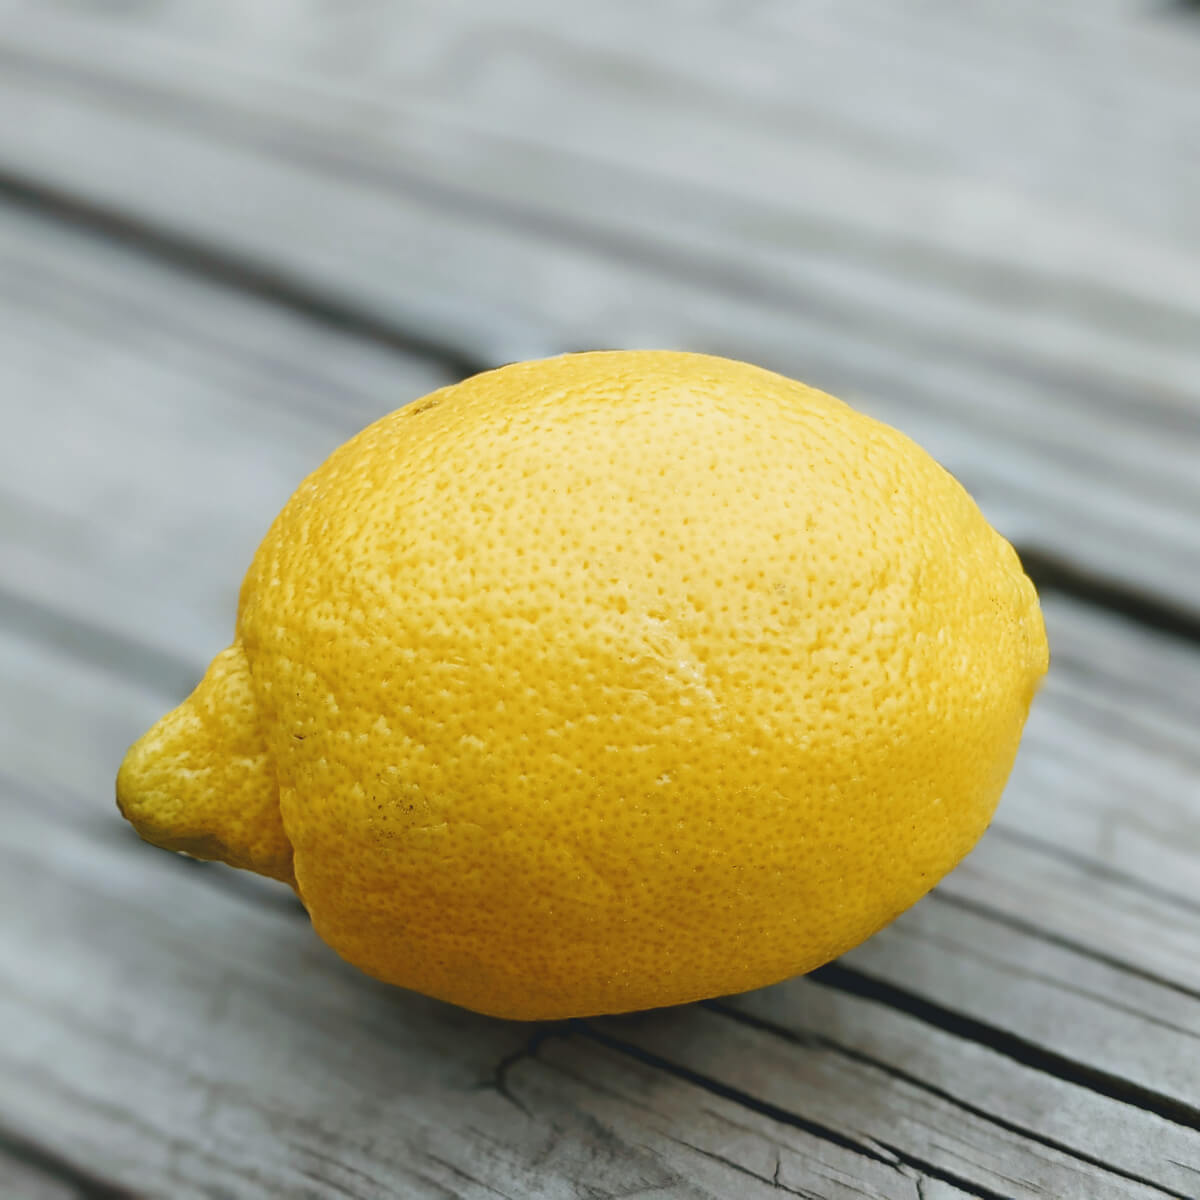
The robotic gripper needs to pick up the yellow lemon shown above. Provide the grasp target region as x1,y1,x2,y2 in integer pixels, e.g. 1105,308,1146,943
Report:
118,351,1048,1020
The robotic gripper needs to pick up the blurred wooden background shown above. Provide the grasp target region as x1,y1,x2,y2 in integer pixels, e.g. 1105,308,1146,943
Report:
1,2,1199,1197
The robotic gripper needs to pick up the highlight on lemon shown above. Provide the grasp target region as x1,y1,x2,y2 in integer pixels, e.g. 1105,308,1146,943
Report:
117,350,1048,1020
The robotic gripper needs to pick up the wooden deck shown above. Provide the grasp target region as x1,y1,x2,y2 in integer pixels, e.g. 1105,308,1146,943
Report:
2,3,1199,1197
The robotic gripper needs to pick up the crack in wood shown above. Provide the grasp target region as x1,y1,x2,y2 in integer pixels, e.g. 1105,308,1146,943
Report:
574,1023,1030,1199
659,1130,817,1197
873,1142,1011,1200
480,1026,565,1119
809,963,1200,1133
706,999,1194,1200
574,1023,907,1172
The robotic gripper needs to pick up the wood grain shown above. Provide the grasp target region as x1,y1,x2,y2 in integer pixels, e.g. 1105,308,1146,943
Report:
1,1,1199,611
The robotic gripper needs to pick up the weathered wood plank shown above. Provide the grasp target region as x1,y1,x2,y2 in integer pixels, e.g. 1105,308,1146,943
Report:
2,1,1200,611
10,0,1200,247
587,1003,1199,1200
721,973,1200,1197
997,596,1200,921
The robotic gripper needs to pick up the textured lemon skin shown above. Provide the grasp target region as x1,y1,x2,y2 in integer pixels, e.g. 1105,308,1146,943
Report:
119,351,1048,1020
117,644,293,883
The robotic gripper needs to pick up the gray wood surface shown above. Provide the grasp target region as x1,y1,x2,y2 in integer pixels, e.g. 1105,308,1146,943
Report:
2,2,1199,1197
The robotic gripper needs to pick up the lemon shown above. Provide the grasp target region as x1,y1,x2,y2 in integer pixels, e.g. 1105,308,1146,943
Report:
117,351,1048,1020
